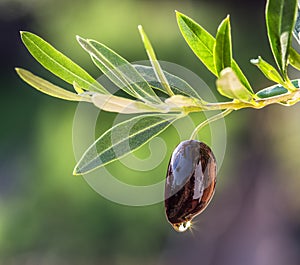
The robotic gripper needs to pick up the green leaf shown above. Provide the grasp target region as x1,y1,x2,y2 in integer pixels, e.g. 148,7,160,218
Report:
214,15,232,75
74,114,180,174
15,68,91,102
133,64,203,99
138,25,174,96
256,84,288,98
20,31,106,93
216,67,254,102
176,11,217,75
293,4,300,45
231,61,253,93
289,47,300,70
91,94,167,114
266,0,298,75
76,36,161,105
250,56,285,85
176,11,253,93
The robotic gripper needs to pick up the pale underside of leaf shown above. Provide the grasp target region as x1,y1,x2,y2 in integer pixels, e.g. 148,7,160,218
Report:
74,114,180,174
216,67,253,102
293,4,300,44
16,68,91,102
164,95,202,109
20,31,107,93
92,93,168,114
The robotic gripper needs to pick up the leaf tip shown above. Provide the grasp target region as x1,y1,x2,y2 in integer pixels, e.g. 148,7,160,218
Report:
175,10,184,20
250,58,259,65
76,35,84,42
19,30,29,35
15,67,25,77
72,166,82,176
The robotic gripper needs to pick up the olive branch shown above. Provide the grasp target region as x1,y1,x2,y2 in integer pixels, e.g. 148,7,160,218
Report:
16,0,300,175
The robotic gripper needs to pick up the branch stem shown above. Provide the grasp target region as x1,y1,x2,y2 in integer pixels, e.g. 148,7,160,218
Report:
185,89,300,112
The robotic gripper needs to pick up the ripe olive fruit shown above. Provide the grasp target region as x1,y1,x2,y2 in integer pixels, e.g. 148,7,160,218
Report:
164,140,217,232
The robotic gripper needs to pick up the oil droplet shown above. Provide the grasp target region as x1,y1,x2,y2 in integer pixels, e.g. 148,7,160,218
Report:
172,221,192,232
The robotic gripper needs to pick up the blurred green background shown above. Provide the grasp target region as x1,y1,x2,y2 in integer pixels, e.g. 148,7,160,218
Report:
2,0,300,264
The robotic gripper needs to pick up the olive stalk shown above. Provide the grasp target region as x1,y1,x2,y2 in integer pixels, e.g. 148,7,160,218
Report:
190,108,233,140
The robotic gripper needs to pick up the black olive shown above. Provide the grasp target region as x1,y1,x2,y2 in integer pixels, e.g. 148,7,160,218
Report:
164,140,217,232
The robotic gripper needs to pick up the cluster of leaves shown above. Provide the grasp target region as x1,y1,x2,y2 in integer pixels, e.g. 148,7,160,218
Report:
16,0,300,175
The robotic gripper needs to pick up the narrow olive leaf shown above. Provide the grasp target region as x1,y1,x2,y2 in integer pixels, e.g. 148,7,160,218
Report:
293,4,300,45
16,68,91,102
216,67,254,102
76,36,161,105
20,31,107,93
176,11,217,75
73,81,85,94
91,94,167,114
74,114,180,174
289,47,300,70
133,65,202,99
250,56,285,85
231,61,253,93
266,0,298,74
256,84,288,98
214,15,232,75
256,80,299,100
176,11,253,93
138,25,174,96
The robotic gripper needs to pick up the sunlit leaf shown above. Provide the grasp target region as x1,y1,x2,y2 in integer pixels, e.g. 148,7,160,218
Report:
214,15,232,75
216,67,253,102
176,11,216,75
16,68,91,102
20,31,106,93
289,47,300,70
138,25,174,96
176,11,253,93
76,36,162,105
92,94,167,114
133,65,202,99
266,0,298,74
231,62,253,93
250,56,285,85
74,114,180,174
